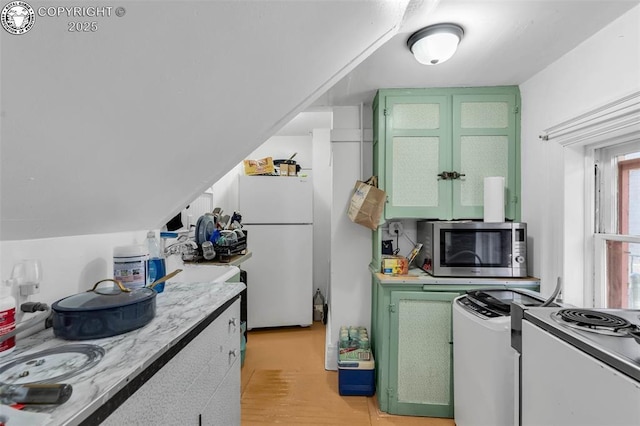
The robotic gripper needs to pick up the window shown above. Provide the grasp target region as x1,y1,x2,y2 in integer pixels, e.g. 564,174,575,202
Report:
595,142,640,308
543,90,640,307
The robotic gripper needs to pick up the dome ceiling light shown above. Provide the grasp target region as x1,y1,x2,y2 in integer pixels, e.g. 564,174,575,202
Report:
407,23,464,65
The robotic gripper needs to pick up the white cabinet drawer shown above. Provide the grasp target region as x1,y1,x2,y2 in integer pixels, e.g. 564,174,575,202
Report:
200,357,241,426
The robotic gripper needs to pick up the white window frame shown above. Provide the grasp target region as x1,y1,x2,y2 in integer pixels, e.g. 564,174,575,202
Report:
540,90,640,307
593,234,640,307
595,141,640,234
592,141,640,307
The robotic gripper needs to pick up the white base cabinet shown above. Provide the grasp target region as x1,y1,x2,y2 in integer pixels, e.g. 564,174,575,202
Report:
103,299,241,425
201,359,241,425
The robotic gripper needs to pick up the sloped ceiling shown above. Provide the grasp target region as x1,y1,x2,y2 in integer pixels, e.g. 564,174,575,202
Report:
3,0,638,241
1,0,408,240
315,0,640,106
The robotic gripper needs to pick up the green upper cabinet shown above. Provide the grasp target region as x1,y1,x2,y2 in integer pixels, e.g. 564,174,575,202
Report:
373,87,521,221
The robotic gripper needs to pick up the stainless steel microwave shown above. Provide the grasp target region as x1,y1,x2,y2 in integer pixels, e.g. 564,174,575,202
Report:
415,221,527,278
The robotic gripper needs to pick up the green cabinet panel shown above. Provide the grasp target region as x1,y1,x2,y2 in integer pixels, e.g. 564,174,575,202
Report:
389,290,458,417
452,93,519,219
373,87,521,221
384,96,452,219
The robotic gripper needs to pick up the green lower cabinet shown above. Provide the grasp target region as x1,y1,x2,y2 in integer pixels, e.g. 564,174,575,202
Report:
388,291,458,417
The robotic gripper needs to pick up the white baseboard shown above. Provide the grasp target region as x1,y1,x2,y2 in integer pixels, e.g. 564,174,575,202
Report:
325,342,337,371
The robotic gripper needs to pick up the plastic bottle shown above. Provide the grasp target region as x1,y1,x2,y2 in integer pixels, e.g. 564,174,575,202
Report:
313,288,324,322
146,231,167,293
0,282,16,357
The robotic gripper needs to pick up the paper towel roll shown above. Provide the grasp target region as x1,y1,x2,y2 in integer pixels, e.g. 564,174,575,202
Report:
483,176,505,222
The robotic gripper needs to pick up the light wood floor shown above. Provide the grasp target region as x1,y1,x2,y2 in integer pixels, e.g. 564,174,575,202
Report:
241,322,455,425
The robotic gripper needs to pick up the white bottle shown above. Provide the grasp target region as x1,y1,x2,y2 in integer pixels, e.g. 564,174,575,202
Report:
0,282,16,357
113,245,149,290
313,288,324,322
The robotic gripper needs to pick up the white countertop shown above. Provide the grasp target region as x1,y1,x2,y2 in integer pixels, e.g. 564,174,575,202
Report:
372,266,540,286
0,266,245,426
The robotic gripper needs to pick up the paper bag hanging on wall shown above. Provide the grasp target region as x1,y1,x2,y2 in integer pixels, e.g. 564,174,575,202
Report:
347,176,386,230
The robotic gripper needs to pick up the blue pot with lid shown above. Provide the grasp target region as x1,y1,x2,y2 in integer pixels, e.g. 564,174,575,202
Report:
51,271,180,340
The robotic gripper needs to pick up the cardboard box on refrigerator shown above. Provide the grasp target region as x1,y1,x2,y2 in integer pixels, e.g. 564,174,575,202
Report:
243,157,274,175
286,163,298,176
278,163,297,176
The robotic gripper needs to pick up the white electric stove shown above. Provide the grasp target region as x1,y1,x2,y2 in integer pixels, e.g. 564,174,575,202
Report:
515,307,640,426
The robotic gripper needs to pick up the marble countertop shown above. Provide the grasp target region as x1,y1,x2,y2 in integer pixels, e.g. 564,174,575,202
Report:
0,266,245,426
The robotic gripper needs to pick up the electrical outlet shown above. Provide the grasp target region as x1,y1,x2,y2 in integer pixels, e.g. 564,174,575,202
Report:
388,221,404,237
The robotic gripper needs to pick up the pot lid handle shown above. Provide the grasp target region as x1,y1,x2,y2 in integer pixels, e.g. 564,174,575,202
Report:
148,269,183,289
89,278,131,294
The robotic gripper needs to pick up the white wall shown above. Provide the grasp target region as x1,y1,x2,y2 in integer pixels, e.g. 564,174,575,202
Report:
379,220,418,259
312,129,332,300
0,231,148,326
210,164,243,216
325,106,373,370
520,5,640,305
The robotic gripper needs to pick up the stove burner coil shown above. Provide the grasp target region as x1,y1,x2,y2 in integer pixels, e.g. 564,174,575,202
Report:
557,308,632,331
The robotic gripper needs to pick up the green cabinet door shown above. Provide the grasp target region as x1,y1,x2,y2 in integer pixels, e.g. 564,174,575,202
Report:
452,93,519,220
388,290,459,417
384,95,452,219
374,87,521,221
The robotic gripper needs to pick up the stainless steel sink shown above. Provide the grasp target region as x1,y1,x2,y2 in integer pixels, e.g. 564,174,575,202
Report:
0,344,105,384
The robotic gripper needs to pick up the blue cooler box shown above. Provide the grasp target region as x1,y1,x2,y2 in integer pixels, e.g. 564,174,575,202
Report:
337,346,375,396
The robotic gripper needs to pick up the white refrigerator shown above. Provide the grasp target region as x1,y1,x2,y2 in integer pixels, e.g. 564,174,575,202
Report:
238,175,313,329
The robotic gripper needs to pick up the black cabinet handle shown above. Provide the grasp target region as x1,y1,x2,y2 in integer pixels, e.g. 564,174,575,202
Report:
438,171,466,180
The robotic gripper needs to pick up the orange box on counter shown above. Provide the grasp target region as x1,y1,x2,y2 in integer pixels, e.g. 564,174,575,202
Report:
381,255,409,275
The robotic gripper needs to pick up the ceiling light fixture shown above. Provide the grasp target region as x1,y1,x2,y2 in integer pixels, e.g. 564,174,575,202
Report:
407,23,464,65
